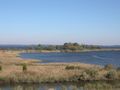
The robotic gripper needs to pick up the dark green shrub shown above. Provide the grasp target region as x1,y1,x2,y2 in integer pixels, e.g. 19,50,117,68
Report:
65,65,80,70
0,65,2,71
79,69,99,80
117,67,120,71
104,64,114,70
105,70,118,79
80,72,89,80
85,69,99,79
65,66,74,70
22,64,27,72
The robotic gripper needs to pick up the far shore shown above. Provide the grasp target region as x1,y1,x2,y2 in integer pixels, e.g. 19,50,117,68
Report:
11,48,120,53
0,50,120,84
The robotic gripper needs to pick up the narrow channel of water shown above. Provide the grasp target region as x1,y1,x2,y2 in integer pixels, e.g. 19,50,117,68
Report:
0,81,120,90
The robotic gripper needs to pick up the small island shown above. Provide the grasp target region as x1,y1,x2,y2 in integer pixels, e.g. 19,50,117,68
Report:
35,43,101,52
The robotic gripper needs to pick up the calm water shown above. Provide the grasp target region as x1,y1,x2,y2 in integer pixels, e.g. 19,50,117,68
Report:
0,81,120,90
21,51,120,66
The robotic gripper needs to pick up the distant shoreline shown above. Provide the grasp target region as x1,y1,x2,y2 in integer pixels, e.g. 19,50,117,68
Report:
19,48,120,53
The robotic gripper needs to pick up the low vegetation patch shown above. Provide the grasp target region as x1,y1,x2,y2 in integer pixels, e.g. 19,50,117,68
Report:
80,69,99,80
0,65,2,71
22,63,27,72
117,67,120,71
65,65,81,70
105,70,118,80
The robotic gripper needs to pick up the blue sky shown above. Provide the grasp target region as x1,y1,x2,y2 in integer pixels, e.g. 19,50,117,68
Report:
0,0,120,45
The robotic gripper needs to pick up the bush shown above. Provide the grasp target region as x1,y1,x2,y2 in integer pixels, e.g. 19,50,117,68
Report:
80,72,89,80
117,67,120,71
104,64,114,70
65,65,80,70
105,70,118,79
80,69,99,80
86,69,99,79
22,64,27,72
0,65,2,71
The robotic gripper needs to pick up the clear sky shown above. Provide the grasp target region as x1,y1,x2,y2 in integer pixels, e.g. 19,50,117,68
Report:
0,0,120,45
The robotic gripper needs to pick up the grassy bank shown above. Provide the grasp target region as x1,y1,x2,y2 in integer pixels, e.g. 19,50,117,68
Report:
0,50,120,84
0,63,120,84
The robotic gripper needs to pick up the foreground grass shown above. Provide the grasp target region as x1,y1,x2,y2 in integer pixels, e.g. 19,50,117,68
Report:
0,63,120,84
0,63,97,83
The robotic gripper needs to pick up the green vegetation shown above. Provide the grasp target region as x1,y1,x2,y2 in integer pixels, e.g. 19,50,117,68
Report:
22,64,27,72
80,69,99,80
105,70,118,79
35,43,101,51
85,69,99,79
65,65,81,70
117,67,120,71
0,65,2,71
62,43,100,51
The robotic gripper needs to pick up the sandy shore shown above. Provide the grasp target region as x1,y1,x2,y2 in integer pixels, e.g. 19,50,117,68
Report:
0,50,41,65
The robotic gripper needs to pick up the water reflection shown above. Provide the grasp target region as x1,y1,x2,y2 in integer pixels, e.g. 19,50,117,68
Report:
0,81,120,90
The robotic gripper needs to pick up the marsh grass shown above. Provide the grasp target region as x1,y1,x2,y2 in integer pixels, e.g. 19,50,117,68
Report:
0,64,120,84
7,71,70,83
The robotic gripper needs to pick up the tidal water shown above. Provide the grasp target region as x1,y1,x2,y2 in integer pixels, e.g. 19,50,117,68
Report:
0,81,120,90
21,51,120,66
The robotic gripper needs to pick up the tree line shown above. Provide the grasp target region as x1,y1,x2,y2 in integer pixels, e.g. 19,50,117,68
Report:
35,43,101,51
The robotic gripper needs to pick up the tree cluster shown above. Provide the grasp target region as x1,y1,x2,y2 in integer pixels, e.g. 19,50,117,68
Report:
35,43,101,51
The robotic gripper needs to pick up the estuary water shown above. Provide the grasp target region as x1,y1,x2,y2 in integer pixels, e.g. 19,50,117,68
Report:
21,51,120,66
0,81,120,90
